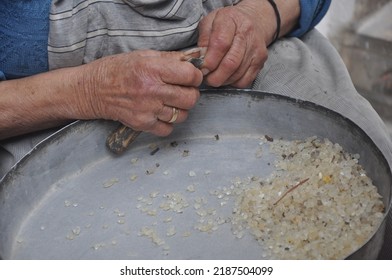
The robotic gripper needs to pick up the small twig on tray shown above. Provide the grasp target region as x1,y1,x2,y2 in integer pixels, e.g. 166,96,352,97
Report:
273,178,310,205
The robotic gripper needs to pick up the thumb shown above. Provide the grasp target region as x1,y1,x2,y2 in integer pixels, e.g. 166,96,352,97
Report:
136,49,185,61
197,14,214,48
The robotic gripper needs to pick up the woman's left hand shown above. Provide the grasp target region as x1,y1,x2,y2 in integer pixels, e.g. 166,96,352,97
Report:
197,0,277,88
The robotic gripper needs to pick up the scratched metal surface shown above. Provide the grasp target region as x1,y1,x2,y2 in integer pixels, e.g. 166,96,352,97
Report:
0,89,391,259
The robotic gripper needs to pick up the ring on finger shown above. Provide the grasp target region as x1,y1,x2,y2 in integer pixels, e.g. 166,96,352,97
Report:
168,107,179,123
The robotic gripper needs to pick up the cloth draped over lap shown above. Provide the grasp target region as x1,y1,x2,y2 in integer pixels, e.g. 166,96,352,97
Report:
48,0,240,69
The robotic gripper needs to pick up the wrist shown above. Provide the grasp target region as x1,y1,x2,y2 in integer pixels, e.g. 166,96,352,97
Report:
237,0,300,45
270,0,300,38
236,0,277,45
66,59,113,121
33,65,98,122
265,0,281,44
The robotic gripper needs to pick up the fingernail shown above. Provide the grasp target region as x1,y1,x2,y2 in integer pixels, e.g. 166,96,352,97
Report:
201,68,210,76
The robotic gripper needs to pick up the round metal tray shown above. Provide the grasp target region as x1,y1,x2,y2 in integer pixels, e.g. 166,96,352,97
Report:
0,89,391,259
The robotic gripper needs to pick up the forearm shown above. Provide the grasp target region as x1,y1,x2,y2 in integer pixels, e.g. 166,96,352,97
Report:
0,67,89,140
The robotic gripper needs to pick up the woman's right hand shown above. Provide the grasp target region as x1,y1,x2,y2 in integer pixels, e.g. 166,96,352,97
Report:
78,50,203,136
0,50,202,140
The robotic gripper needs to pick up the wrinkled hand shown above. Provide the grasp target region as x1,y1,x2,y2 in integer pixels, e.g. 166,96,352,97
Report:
198,0,273,88
79,50,203,136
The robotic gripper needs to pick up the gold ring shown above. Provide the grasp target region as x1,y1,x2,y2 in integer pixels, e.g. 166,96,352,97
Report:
168,107,179,123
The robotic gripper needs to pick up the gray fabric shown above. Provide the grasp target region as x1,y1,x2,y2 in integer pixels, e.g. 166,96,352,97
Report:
48,0,240,69
252,29,392,259
0,128,59,180
254,30,392,167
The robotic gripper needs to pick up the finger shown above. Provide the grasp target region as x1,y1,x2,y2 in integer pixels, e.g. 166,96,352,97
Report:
159,59,204,87
156,105,188,124
135,50,203,87
118,108,174,137
230,62,264,88
204,34,246,87
197,13,215,48
112,84,198,130
145,120,174,137
137,49,183,61
224,49,267,87
200,11,236,74
159,85,200,111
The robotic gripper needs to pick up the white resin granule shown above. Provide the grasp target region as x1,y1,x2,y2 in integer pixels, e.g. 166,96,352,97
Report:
166,226,177,237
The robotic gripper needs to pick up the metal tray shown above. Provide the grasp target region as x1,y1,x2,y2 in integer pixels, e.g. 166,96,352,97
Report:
1,89,391,259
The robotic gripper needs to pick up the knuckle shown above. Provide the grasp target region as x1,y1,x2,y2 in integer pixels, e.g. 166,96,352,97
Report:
186,89,200,108
128,120,144,131
206,75,224,88
185,67,203,86
178,110,189,123
126,114,151,131
177,88,200,109
210,34,228,47
256,48,268,62
222,54,241,71
149,124,173,137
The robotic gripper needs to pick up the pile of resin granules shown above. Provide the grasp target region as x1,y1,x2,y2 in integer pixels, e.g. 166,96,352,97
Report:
226,136,385,259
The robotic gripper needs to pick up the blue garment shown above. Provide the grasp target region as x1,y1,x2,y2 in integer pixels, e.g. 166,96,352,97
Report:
0,0,51,80
0,0,330,80
290,0,332,37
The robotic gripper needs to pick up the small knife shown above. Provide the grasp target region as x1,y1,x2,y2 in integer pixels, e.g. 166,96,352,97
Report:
106,53,205,155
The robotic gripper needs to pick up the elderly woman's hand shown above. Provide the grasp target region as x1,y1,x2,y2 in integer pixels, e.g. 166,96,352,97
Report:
79,50,203,136
198,0,299,88
0,50,202,139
